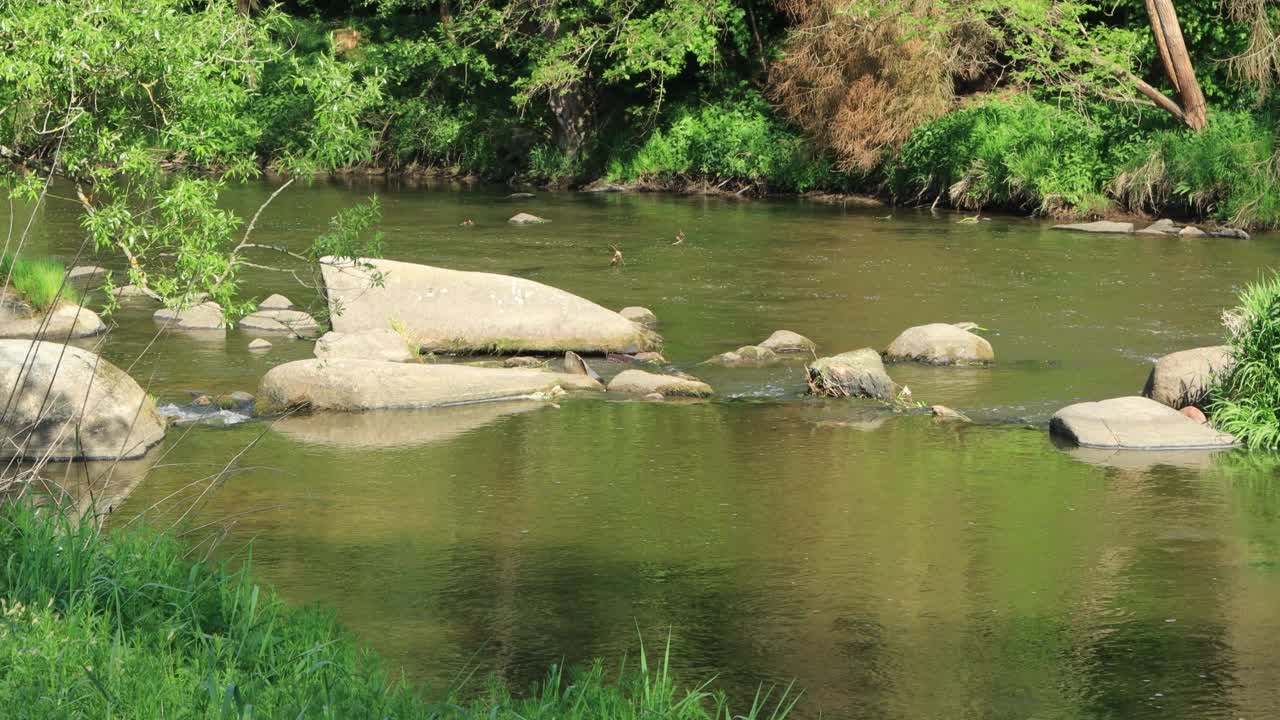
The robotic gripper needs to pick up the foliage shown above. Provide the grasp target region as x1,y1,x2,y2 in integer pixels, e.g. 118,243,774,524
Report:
0,254,76,309
1210,272,1280,449
0,499,798,718
0,0,384,314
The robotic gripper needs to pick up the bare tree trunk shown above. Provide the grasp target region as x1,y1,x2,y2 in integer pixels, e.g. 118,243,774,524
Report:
1144,0,1208,130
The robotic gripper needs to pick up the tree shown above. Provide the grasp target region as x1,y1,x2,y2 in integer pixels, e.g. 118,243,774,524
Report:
1138,0,1208,129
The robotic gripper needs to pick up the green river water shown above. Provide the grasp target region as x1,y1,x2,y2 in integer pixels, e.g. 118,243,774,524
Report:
9,180,1280,719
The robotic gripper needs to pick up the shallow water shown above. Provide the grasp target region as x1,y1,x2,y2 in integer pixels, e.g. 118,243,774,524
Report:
9,180,1280,718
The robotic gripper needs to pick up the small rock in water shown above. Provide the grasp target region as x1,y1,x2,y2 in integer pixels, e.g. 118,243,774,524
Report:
619,306,659,329
931,405,971,422
885,323,994,365
607,369,713,398
248,338,273,351
1179,225,1207,238
806,349,895,400
503,356,543,368
633,351,667,364
643,392,665,401
758,330,817,354
192,395,213,407
258,293,294,310
1212,227,1250,240
67,265,107,282
508,212,549,225
1136,219,1179,235
1180,406,1208,424
154,301,226,330
507,192,535,199
709,345,780,367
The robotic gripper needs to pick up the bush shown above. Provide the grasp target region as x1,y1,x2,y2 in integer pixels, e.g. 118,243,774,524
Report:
0,254,75,308
608,96,840,193
1209,272,1280,449
0,500,798,718
892,95,1108,214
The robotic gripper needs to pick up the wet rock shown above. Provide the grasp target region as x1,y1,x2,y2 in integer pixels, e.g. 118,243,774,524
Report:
620,306,658,329
154,301,225,330
218,391,255,410
562,350,602,382
0,300,106,340
1142,345,1233,409
507,192,536,199
1212,227,1250,240
1180,406,1208,424
0,340,166,460
257,360,603,413
1136,219,1179,235
606,369,713,398
1053,220,1135,234
1049,396,1237,449
633,351,667,364
314,329,414,363
643,392,665,401
806,349,895,400
931,405,971,422
320,257,659,354
508,212,549,224
503,356,543,368
248,338,273,352
758,330,816,354
67,265,107,282
239,308,321,336
884,323,994,365
192,395,213,407
258,293,294,310
709,345,780,367
111,285,150,299
1179,225,1207,238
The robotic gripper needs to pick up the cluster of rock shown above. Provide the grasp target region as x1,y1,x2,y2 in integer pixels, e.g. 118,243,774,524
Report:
153,294,321,339
1054,219,1250,240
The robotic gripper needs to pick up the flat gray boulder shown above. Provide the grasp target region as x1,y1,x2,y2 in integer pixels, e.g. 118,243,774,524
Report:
620,306,658,329
708,345,779,367
885,323,994,365
606,369,712,397
314,329,415,362
0,301,106,340
0,340,166,460
257,359,602,413
1050,396,1237,450
320,257,659,354
758,330,816,354
154,301,225,330
239,308,321,335
806,349,895,400
1142,345,1233,409
1053,220,1135,234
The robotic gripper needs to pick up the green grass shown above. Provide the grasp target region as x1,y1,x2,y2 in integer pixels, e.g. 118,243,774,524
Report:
0,253,76,309
0,500,799,718
1209,272,1280,449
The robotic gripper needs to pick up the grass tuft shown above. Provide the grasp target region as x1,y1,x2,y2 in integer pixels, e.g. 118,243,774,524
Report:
0,253,76,309
1209,272,1280,448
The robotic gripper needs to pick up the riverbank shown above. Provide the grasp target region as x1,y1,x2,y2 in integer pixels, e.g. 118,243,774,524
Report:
0,499,797,718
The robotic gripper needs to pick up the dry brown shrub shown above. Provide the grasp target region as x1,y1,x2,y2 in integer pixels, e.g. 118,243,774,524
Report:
769,0,994,172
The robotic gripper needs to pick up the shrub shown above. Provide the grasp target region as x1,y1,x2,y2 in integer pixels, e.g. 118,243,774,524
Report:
0,254,75,308
1209,272,1280,449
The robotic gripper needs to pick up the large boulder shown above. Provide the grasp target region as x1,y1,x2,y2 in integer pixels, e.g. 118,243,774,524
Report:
1142,345,1234,409
0,340,166,460
1053,220,1135,234
806,349,895,400
239,308,321,335
1050,396,1237,450
154,301,225,330
884,323,994,365
320,257,659,354
313,329,414,363
257,359,602,413
606,369,713,398
758,330,816,354
0,300,106,340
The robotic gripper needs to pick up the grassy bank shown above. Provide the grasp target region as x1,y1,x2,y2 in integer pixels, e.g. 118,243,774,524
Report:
0,500,797,718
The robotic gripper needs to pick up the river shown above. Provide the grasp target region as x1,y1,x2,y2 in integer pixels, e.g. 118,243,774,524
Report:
10,179,1280,718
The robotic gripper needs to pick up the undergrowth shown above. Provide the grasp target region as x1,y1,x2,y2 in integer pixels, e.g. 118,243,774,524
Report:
1210,272,1280,449
0,500,799,718
0,253,75,308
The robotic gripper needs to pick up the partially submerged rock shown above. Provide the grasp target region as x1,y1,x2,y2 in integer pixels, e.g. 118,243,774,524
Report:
154,301,225,330
503,356,543,368
884,323,994,365
258,293,294,310
508,212,549,224
313,329,415,363
633,351,667,364
0,340,166,460
709,345,779,367
620,306,658,329
257,359,603,413
606,369,712,398
1179,225,1207,238
806,349,895,400
67,265,107,282
1142,345,1233,410
239,308,321,335
111,285,150,299
320,257,659,354
931,405,971,422
562,351,602,381
1137,218,1179,235
758,330,816,354
248,338,273,352
0,300,106,340
1050,396,1236,450
1053,220,1135,234
1212,227,1250,240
